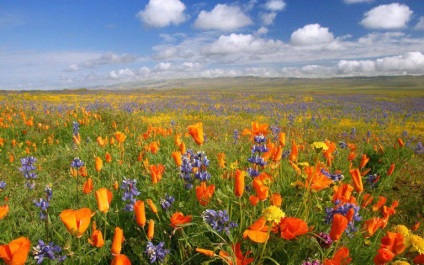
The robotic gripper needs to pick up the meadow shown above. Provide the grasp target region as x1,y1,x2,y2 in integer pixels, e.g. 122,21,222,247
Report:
0,87,423,265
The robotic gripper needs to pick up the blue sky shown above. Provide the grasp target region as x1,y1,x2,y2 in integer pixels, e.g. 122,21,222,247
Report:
1,0,424,89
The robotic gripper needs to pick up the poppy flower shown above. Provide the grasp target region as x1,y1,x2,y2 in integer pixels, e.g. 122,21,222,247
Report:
270,193,283,207
113,180,119,190
381,232,405,255
88,222,105,248
381,201,399,228
146,199,158,214
359,154,370,169
234,169,246,198
149,164,165,184
105,153,112,163
95,156,103,172
414,254,424,264
249,195,259,206
387,164,395,176
174,133,182,146
278,132,286,147
179,142,186,154
303,166,334,191
111,227,124,255
243,217,270,243
323,246,351,265
60,208,92,238
171,151,182,166
252,179,269,201
147,219,154,240
196,182,215,206
347,152,356,162
363,218,385,238
82,177,93,194
288,140,298,163
323,141,337,166
148,141,160,154
278,217,308,240
115,131,126,143
332,184,355,204
196,248,215,257
217,153,226,168
170,212,192,228
242,121,269,138
349,168,363,193
232,243,254,265
0,204,9,220
329,213,349,241
187,122,204,145
111,254,131,265
134,200,146,227
361,193,374,208
95,188,113,213
0,237,31,265
397,138,405,147
373,248,395,264
96,136,107,147
372,196,387,212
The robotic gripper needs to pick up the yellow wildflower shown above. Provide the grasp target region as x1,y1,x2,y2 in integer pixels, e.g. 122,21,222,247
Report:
311,142,329,152
390,261,410,265
410,234,424,254
262,205,285,223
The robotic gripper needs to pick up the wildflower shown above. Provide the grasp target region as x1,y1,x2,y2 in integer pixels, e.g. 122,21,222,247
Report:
233,129,240,143
146,199,158,214
262,205,285,223
95,156,102,172
0,237,31,265
387,164,395,176
363,218,385,238
390,261,410,265
196,248,215,257
202,209,237,234
82,178,93,194
171,151,182,166
321,169,344,182
339,141,347,149
278,217,308,240
270,193,283,207
366,174,380,189
329,214,349,241
196,182,215,206
95,188,113,213
147,219,155,240
0,204,9,220
115,131,126,143
72,121,79,136
170,212,192,228
134,200,146,227
359,154,370,169
88,222,104,248
59,208,92,238
410,234,424,254
373,248,395,264
242,121,269,138
217,152,226,168
243,217,270,243
111,227,124,255
381,232,406,255
187,122,204,145
149,164,165,184
414,141,424,155
349,168,363,193
234,169,246,198
33,198,49,220
160,194,175,210
311,142,329,152
19,156,37,189
32,240,67,263
111,254,131,265
414,254,424,264
316,232,333,248
323,246,351,265
121,178,140,211
0,181,6,190
70,157,84,169
145,241,169,264
332,184,355,204
372,196,387,211
303,260,321,265
105,153,112,163
193,151,211,181
326,201,361,235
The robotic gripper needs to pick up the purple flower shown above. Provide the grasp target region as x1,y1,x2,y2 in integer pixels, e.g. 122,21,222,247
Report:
321,169,344,182
72,121,79,136
160,194,175,210
415,141,424,155
145,241,169,264
19,156,37,179
302,260,322,265
316,232,332,248
325,201,361,235
121,178,140,212
0,181,6,190
202,209,237,235
70,157,84,168
32,240,66,264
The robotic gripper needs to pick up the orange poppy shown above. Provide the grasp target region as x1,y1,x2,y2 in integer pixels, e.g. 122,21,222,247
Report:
329,213,349,241
359,154,369,169
149,164,165,184
113,180,119,190
288,140,298,163
234,169,246,198
0,204,9,220
82,178,93,194
147,219,154,240
303,166,334,191
96,136,107,147
387,163,395,176
242,121,269,138
243,217,270,243
111,227,124,255
381,201,399,228
115,131,126,143
372,196,387,212
347,152,356,162
373,248,395,264
170,212,192,228
363,217,385,238
349,168,363,193
196,248,215,257
111,254,132,265
60,208,92,238
270,193,283,207
332,184,355,204
0,237,31,265
323,141,337,167
171,151,182,166
361,193,374,208
232,243,254,265
196,182,215,206
252,179,269,201
134,200,146,228
278,217,308,240
174,133,182,146
380,232,405,255
105,153,112,163
78,166,88,177
95,156,103,172
187,122,204,145
278,132,286,147
323,246,351,265
88,222,105,248
148,141,160,154
95,188,113,213
397,138,404,147
414,254,424,264
146,199,158,214
249,195,260,206
217,153,226,168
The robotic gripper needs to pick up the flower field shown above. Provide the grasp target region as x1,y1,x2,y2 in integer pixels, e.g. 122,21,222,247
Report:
0,89,423,265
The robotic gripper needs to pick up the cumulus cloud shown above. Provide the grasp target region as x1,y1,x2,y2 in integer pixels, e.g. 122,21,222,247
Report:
360,3,413,29
261,12,277,25
136,0,187,28
290,24,335,46
415,16,424,30
343,0,373,4
155,62,172,71
264,0,286,11
110,68,135,79
194,4,252,31
256,26,269,36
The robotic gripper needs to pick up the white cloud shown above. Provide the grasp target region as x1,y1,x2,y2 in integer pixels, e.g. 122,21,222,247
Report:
261,12,277,25
110,68,135,79
256,26,269,36
64,64,79,72
415,16,424,30
360,3,413,29
136,0,187,28
343,0,373,4
155,62,172,71
194,4,252,31
290,24,335,46
264,0,286,11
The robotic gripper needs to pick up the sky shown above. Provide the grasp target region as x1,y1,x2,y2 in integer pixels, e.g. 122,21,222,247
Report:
1,0,424,90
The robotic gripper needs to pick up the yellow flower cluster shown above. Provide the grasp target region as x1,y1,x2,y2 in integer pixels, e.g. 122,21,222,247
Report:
262,205,285,223
311,142,329,152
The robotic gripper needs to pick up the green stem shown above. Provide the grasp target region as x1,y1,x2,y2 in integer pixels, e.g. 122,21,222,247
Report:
259,225,272,262
103,212,108,240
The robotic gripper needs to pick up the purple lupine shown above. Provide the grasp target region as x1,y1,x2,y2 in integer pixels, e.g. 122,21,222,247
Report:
32,240,66,264
121,177,140,211
145,241,169,264
202,209,237,235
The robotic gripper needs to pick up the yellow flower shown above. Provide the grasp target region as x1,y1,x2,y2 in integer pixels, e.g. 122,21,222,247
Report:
410,234,424,254
311,142,329,152
262,205,285,223
390,261,410,265
392,225,410,237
